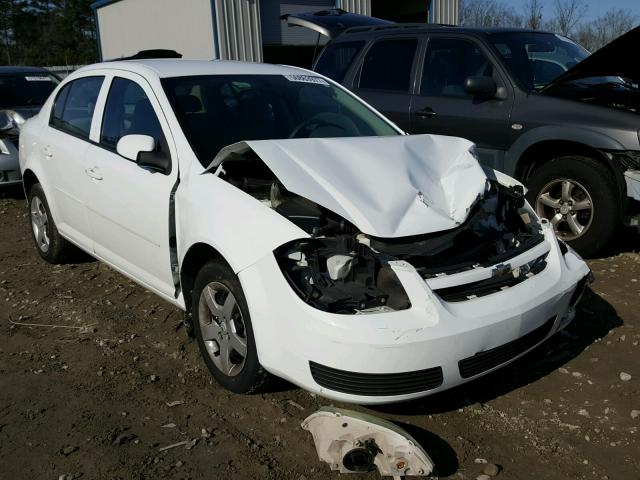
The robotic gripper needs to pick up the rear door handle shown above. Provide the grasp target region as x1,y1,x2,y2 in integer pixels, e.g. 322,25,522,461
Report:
85,167,103,181
415,107,436,118
43,146,53,158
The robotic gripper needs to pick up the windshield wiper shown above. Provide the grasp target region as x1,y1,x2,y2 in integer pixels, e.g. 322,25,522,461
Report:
574,80,639,91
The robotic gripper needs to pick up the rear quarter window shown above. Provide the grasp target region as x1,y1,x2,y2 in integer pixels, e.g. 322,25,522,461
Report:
314,41,364,83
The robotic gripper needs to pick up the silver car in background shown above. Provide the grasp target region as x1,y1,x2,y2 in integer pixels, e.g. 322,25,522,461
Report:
0,67,59,187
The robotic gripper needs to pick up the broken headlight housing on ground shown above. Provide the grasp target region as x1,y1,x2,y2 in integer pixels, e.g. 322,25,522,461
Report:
275,237,411,314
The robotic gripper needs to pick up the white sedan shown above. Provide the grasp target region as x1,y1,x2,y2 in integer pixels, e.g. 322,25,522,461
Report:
19,59,591,404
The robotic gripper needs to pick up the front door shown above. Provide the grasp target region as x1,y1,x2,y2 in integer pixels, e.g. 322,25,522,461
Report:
410,36,515,169
84,73,178,299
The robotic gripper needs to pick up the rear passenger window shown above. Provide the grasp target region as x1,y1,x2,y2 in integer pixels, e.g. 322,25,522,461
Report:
358,39,418,92
101,77,164,151
50,76,103,139
314,41,364,82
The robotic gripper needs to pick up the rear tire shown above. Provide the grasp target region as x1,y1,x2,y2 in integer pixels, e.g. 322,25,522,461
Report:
28,183,74,264
191,260,270,394
526,156,619,256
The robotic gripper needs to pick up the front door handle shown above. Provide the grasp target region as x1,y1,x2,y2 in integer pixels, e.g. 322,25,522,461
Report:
85,167,103,181
43,146,53,158
415,107,436,118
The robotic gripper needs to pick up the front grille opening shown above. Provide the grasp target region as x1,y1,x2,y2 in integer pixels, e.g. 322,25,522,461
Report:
309,361,443,396
458,316,556,379
433,254,547,302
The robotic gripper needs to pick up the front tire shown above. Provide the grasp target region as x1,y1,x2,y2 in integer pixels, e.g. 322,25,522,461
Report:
28,183,74,264
191,260,270,394
526,156,619,257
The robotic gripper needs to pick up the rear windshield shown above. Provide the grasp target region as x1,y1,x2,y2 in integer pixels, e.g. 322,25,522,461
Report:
162,74,399,166
0,72,59,108
490,33,589,91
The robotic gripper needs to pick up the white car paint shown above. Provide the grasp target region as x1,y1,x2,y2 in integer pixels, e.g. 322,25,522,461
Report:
210,134,487,237
19,59,591,404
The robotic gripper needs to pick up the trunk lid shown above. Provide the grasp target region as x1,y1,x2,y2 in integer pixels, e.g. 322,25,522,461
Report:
280,8,393,40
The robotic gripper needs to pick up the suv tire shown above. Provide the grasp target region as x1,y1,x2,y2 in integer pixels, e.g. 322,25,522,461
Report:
192,260,270,394
526,156,618,256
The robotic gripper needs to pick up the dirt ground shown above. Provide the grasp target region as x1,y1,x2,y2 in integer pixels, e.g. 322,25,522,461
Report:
0,187,638,480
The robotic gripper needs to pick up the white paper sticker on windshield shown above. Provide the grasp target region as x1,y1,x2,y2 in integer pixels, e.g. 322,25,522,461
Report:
25,76,52,81
283,74,329,85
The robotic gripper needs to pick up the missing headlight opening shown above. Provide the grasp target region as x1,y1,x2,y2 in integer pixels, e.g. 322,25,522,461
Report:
217,147,545,314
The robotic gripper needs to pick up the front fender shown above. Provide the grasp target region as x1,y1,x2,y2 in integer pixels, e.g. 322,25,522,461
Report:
505,125,627,177
176,171,309,275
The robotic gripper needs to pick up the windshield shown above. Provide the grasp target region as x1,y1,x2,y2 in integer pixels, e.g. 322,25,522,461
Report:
0,72,59,108
161,74,399,166
490,33,589,91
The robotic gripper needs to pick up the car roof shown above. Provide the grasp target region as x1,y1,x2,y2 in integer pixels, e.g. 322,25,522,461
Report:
76,59,315,79
0,66,51,74
336,24,554,41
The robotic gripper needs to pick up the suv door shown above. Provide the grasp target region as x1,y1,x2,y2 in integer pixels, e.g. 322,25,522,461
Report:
410,35,515,169
351,36,421,131
44,75,104,250
84,73,178,299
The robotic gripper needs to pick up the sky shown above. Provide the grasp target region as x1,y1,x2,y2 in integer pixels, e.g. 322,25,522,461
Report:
508,0,640,22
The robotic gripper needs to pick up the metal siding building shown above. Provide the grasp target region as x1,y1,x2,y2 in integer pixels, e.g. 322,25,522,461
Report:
92,0,459,62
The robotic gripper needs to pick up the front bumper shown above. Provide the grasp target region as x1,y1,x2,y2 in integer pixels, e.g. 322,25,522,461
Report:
0,137,22,187
239,223,590,404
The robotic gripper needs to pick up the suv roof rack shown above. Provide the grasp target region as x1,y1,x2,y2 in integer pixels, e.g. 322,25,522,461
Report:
113,49,183,61
343,23,457,35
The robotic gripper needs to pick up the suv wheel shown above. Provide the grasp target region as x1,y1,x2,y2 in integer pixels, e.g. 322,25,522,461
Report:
28,183,75,263
526,156,618,256
191,260,270,394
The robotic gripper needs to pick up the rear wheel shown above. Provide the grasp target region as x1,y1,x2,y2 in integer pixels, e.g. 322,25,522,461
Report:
28,183,74,263
191,260,270,394
526,156,619,256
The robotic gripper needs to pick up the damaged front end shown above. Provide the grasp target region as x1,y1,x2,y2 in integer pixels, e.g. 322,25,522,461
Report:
214,137,544,314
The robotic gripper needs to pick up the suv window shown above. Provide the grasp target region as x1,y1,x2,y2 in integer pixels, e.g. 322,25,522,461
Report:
359,38,418,92
101,77,164,151
314,41,364,82
50,76,103,139
421,38,494,97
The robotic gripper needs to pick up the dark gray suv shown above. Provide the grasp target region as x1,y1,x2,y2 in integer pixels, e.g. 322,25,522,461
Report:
284,10,640,256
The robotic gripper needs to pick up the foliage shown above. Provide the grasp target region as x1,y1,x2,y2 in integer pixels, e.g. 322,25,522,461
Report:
459,0,638,51
0,0,97,66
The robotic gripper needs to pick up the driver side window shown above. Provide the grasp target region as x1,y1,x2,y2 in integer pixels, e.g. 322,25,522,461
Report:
421,38,494,98
100,77,164,152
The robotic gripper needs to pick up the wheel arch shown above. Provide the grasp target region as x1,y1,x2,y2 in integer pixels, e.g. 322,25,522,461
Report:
22,169,39,196
180,242,232,315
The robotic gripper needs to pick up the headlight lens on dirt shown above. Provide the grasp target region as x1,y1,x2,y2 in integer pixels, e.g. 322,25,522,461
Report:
274,238,410,314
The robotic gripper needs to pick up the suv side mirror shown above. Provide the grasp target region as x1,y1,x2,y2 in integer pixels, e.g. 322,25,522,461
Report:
116,134,170,173
464,76,498,97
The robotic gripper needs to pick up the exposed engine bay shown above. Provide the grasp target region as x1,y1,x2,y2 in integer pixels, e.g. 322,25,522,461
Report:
216,148,545,314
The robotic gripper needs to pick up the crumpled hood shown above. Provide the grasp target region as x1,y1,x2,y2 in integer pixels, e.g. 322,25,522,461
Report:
209,134,487,238
544,26,640,90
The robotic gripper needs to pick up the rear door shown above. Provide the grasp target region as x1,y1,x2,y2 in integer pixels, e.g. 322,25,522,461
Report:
410,35,515,169
43,75,104,250
84,72,178,299
350,36,421,131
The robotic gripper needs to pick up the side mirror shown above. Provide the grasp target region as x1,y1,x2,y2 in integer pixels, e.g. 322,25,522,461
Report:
0,110,24,137
116,134,170,174
464,76,498,98
116,134,155,161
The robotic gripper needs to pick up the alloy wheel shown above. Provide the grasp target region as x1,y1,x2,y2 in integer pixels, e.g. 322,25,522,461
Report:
30,196,50,253
535,178,594,241
198,282,248,377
